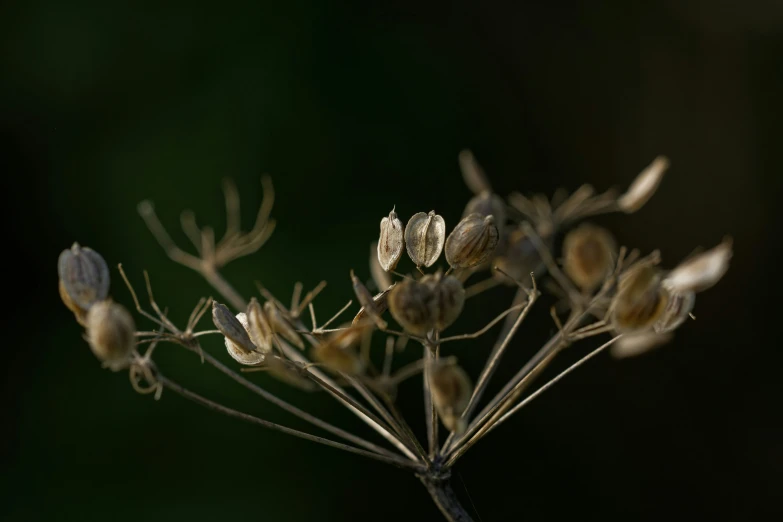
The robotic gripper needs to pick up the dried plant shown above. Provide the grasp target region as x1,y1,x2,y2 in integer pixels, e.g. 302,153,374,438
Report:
57,153,731,521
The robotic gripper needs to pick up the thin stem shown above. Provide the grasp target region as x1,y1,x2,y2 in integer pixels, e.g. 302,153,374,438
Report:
157,373,423,472
420,476,475,522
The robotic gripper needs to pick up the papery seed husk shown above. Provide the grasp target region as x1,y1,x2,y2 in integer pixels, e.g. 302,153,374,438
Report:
353,284,395,326
247,298,273,354
426,274,465,331
610,331,672,359
212,302,256,353
429,362,472,417
618,156,669,213
654,290,695,334
263,301,305,349
458,149,491,195
223,312,266,365
58,243,110,312
86,300,135,371
611,264,669,333
445,213,499,269
370,241,393,291
388,278,436,336
562,224,617,292
405,211,446,268
663,238,733,294
378,209,404,271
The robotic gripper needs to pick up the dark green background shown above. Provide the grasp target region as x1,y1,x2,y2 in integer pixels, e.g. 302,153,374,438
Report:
2,1,781,521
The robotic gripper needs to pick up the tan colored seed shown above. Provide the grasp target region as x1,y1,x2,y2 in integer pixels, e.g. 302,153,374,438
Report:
562,223,617,292
426,273,465,331
610,264,669,333
463,192,506,235
405,211,446,268
388,278,436,336
312,325,367,375
223,312,266,366
445,213,499,269
653,290,695,334
212,302,256,353
85,300,135,371
663,238,733,294
618,156,669,213
247,298,274,354
378,208,404,272
429,361,472,431
58,243,110,312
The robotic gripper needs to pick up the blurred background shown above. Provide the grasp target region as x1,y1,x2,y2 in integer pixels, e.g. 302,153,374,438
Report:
2,1,781,520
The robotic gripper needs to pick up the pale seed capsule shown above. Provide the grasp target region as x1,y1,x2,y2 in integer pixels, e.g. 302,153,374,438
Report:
247,298,273,354
610,331,672,359
610,264,669,333
222,312,266,366
425,274,465,331
388,278,436,336
663,238,733,294
263,301,305,350
85,300,135,371
445,213,499,269
617,156,669,213
312,325,367,375
429,362,472,432
653,290,695,334
378,208,404,272
353,283,395,326
58,243,110,313
405,211,446,268
562,223,617,292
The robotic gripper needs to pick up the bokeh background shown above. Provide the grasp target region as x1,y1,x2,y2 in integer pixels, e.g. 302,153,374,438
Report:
2,1,781,521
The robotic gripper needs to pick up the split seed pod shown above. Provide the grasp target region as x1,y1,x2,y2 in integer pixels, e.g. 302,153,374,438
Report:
312,325,367,375
610,264,669,333
263,301,305,350
429,361,472,433
445,213,499,269
378,208,404,271
58,243,110,313
405,211,446,268
426,274,465,331
562,224,617,292
617,156,669,213
247,298,274,354
212,302,265,365
85,300,135,371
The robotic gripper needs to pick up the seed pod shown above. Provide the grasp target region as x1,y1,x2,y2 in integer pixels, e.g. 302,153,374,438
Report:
59,279,87,325
378,208,404,271
263,301,305,349
463,192,506,235
663,238,733,294
610,264,669,333
429,361,472,432
388,278,436,336
85,300,135,371
610,331,672,359
562,224,617,292
405,211,446,268
369,241,392,291
312,325,367,375
445,213,499,269
618,156,669,213
458,149,491,195
247,298,273,354
58,243,110,313
350,270,387,328
654,290,695,334
224,312,266,366
493,226,545,287
426,274,465,331
353,283,395,326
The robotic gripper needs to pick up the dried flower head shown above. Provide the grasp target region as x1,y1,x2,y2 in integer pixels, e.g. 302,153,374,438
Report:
378,208,405,272
85,300,135,371
405,211,446,268
58,243,110,314
445,213,499,269
617,156,669,213
562,223,617,292
429,361,472,432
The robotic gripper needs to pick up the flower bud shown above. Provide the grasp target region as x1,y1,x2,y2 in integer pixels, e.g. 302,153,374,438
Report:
58,243,110,313
405,211,446,268
85,300,135,370
445,213,499,269
247,298,273,354
429,361,472,432
263,301,305,350
312,325,367,375
617,156,668,213
562,224,617,292
610,264,669,333
378,208,404,272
